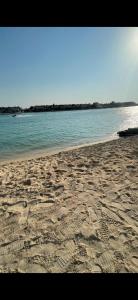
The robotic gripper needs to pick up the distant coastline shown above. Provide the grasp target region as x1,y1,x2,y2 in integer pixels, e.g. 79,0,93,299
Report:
0,101,138,114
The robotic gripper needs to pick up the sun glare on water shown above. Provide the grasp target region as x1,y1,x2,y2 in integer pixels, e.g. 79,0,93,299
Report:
119,106,138,131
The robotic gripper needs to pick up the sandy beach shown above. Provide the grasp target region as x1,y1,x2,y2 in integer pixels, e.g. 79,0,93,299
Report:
0,136,138,273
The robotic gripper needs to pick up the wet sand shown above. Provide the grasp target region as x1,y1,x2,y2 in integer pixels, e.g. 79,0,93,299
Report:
0,136,138,273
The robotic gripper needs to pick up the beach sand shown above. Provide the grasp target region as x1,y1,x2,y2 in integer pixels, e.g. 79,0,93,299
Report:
0,136,138,273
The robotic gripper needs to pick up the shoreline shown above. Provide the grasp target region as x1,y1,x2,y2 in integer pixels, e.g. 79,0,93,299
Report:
0,134,118,164
0,135,137,272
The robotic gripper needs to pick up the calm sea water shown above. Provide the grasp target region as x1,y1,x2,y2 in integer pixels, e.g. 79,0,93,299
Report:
0,106,138,161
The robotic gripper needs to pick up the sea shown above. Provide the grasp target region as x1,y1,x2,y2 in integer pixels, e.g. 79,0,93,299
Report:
0,106,138,161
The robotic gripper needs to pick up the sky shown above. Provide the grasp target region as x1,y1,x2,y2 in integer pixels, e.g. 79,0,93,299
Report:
0,27,138,107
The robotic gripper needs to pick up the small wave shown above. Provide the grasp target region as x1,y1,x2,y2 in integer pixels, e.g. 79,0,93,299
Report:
16,114,33,118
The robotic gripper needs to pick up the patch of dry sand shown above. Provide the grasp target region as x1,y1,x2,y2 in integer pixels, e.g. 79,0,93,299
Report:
0,136,138,273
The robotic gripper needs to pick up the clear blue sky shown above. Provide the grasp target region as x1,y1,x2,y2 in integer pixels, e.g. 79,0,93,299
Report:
0,27,138,107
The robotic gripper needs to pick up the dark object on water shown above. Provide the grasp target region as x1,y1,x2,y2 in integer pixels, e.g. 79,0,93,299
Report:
117,127,138,137
12,114,16,117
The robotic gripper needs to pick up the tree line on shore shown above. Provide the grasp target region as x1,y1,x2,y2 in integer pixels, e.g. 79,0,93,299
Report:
0,101,137,114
